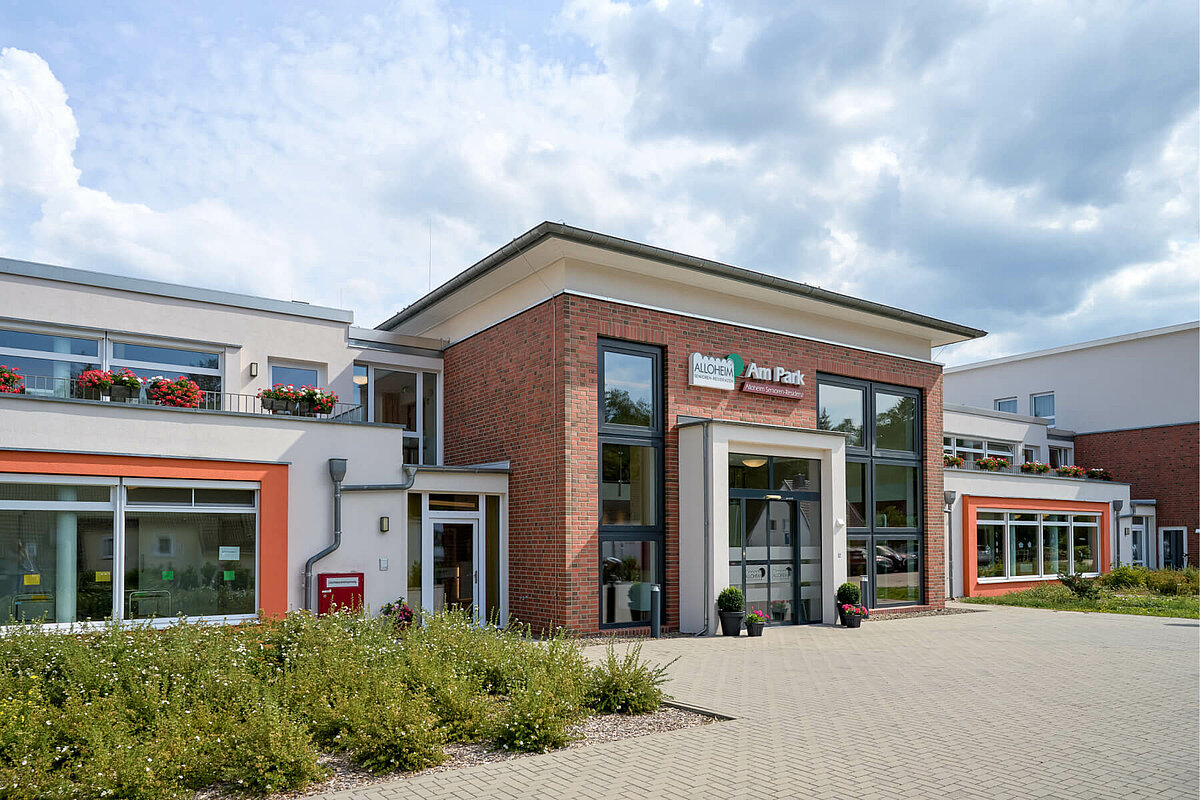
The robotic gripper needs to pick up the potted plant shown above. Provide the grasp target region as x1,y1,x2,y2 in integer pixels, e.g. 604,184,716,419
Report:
1055,465,1086,478
146,376,202,408
298,385,338,416
0,365,24,394
943,454,965,468
745,608,768,637
108,368,142,402
77,368,113,400
835,581,863,625
379,598,415,634
840,603,867,628
770,599,788,622
717,586,744,636
975,456,1009,472
1019,460,1051,474
1086,467,1113,481
258,384,301,414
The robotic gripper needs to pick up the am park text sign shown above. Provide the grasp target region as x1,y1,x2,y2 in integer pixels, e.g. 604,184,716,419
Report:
688,352,806,399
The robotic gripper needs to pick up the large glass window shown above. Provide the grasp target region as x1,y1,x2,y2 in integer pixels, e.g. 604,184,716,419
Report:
817,383,864,447
113,342,222,397
598,340,662,628
819,375,923,608
601,444,657,526
271,364,319,389
977,511,1006,578
361,366,439,465
975,509,1101,580
943,437,1016,469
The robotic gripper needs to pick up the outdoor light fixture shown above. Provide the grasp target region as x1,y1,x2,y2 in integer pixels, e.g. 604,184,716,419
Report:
741,457,767,468
249,362,258,378
379,516,390,533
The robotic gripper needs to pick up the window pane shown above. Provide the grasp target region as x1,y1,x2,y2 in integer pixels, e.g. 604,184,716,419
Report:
485,496,500,624
374,369,416,428
0,483,110,503
987,442,1014,455
1042,524,1069,576
874,464,917,528
113,343,219,370
845,462,866,528
994,398,1017,413
2,355,101,397
796,500,821,623
603,351,655,427
977,523,1006,578
875,392,916,452
977,511,1005,521
422,372,438,465
875,539,920,606
1072,526,1096,573
1032,394,1054,419
728,453,769,490
601,444,656,525
0,510,114,623
847,537,869,589
124,511,256,619
407,494,422,611
817,383,864,447
1010,525,1039,577
353,364,368,408
0,328,98,357
127,487,192,505
271,365,319,388
600,539,656,625
193,489,256,507
774,457,819,492
428,494,479,512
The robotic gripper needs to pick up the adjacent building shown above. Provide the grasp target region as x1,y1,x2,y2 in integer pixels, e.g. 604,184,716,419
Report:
944,322,1199,569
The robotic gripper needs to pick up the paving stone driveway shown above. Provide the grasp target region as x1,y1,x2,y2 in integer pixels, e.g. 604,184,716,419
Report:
321,605,1199,799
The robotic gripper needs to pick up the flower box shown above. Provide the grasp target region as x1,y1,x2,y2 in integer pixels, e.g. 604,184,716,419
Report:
0,365,25,395
1019,461,1051,474
1055,465,1087,478
943,454,965,468
147,376,202,408
261,396,297,414
974,456,1010,472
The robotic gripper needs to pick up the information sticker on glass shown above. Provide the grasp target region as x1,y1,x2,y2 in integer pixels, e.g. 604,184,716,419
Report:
23,574,40,586
218,546,241,561
162,570,175,581
223,570,236,582
95,571,112,583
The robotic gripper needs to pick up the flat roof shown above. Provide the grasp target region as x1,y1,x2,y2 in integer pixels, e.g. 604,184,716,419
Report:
0,255,354,324
945,320,1199,373
377,221,987,342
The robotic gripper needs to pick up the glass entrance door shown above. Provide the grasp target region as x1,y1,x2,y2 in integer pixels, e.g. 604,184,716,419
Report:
433,521,476,616
729,498,821,624
1162,529,1184,569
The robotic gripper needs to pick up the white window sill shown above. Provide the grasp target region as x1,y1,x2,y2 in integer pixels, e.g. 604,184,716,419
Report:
978,573,1100,583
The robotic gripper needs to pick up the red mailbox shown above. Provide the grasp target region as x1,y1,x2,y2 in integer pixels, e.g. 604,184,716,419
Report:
317,572,364,615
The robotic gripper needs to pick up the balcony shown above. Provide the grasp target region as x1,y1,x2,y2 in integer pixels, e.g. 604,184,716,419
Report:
945,459,1114,482
11,374,366,423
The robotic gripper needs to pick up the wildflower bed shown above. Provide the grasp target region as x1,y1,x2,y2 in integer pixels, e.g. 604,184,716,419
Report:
0,610,673,799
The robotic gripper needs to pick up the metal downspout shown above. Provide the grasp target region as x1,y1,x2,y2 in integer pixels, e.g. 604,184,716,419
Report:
697,421,712,636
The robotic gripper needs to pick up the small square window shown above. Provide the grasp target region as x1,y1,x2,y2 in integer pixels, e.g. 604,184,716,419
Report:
154,535,175,557
1031,393,1055,425
994,398,1017,413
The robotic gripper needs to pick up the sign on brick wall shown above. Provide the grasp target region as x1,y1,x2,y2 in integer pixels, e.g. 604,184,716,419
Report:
689,351,806,399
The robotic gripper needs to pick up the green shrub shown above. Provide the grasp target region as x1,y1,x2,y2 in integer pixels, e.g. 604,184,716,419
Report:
1101,565,1148,589
1057,572,1100,599
717,586,744,612
1145,569,1198,596
336,689,446,773
587,641,672,715
835,582,861,605
492,683,582,753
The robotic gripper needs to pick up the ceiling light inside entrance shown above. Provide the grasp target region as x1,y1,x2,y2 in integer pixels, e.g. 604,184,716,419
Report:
741,457,767,468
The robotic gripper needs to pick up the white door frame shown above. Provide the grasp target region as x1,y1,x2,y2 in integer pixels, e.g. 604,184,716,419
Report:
1159,527,1187,570
425,501,484,623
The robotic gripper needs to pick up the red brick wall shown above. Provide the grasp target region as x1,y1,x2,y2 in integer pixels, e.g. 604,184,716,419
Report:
444,293,945,633
1075,423,1199,566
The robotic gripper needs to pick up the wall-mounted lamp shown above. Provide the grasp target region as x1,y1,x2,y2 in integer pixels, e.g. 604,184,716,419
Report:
379,516,390,533
249,362,259,378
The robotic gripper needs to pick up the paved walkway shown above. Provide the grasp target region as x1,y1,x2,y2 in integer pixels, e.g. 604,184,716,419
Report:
321,605,1199,799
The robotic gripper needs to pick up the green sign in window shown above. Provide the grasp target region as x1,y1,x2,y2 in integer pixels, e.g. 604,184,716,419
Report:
162,570,174,581
223,570,235,582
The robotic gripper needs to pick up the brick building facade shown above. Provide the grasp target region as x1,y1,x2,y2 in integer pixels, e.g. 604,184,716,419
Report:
1075,423,1200,566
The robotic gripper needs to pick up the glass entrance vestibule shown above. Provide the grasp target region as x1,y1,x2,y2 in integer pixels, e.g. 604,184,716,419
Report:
406,492,503,625
727,454,822,624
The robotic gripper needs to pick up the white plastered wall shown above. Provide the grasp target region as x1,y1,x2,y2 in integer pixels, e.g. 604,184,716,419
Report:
679,422,847,633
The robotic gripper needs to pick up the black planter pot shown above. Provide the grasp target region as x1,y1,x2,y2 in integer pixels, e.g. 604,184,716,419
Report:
746,621,765,637
297,400,316,417
262,397,297,414
771,610,785,622
718,610,743,636
844,614,862,629
109,385,134,402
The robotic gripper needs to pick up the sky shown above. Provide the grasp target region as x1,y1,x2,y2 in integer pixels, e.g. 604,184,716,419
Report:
0,0,1195,365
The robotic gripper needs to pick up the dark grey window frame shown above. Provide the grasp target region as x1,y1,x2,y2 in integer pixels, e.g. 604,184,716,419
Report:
597,338,665,630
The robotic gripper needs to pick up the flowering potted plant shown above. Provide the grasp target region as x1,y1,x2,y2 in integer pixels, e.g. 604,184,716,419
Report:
0,365,24,394
943,454,965,468
107,368,142,402
770,599,788,622
716,586,744,636
840,603,867,628
835,581,867,625
298,386,338,416
258,384,302,414
1019,461,1051,474
147,376,202,408
975,456,1009,472
77,368,113,399
1086,467,1113,481
379,598,415,634
744,608,768,637
1056,465,1086,478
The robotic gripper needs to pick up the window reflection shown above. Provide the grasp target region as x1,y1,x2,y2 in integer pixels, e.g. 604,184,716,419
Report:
817,383,865,447
874,392,916,452
601,540,656,625
601,444,656,525
603,351,654,427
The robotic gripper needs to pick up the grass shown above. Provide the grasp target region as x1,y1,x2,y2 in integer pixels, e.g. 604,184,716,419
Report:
961,582,1199,619
0,609,672,799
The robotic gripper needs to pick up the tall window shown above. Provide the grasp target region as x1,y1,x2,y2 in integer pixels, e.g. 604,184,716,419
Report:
353,363,440,465
818,376,923,607
598,339,662,628
1031,392,1055,426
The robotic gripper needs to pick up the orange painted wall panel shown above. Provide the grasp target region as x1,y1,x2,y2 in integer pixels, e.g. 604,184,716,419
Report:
961,494,1111,598
0,450,289,616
